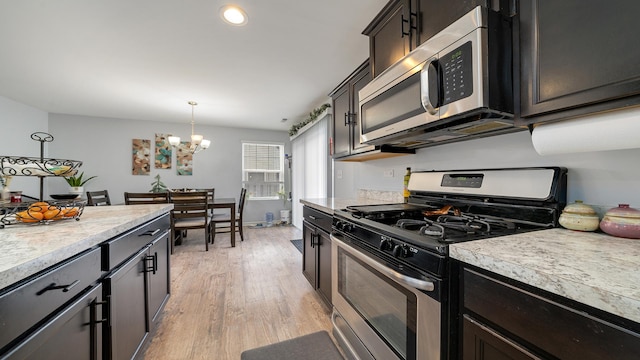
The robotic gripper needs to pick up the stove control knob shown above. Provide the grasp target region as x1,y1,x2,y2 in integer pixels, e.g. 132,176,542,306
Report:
392,244,410,258
379,238,393,251
336,221,352,232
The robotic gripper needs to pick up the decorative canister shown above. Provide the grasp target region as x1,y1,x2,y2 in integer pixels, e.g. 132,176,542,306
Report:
558,200,600,232
600,204,640,239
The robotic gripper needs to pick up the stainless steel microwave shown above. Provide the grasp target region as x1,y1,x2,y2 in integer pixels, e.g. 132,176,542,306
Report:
358,6,519,148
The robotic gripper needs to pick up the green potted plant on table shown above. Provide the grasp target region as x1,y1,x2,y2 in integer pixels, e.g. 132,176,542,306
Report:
64,172,97,197
149,174,168,193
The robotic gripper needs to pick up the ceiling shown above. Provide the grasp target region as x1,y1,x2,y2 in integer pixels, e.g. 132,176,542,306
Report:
0,0,388,131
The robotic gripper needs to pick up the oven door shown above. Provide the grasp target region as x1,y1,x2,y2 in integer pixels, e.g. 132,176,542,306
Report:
331,234,441,360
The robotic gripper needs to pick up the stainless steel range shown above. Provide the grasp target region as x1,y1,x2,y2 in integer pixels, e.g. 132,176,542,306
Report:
330,167,567,360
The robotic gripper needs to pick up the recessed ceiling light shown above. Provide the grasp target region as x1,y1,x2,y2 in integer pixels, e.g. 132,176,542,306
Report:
220,5,248,26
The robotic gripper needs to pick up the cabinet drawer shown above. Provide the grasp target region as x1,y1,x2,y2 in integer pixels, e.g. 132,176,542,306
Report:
463,268,640,359
0,247,102,353
2,284,104,360
303,207,332,233
101,214,170,270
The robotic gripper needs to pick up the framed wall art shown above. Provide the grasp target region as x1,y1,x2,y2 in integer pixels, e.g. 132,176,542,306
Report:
176,141,193,176
155,133,172,169
132,139,151,175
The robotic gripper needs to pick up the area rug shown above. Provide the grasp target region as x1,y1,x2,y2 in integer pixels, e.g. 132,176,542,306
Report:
241,330,343,360
290,239,303,253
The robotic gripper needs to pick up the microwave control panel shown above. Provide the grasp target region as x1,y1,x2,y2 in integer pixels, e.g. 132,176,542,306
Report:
441,41,473,105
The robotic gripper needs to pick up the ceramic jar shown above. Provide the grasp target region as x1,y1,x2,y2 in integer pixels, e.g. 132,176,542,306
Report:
600,204,640,239
558,200,600,232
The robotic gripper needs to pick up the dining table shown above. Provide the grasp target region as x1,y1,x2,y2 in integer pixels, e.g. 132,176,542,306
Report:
210,197,236,247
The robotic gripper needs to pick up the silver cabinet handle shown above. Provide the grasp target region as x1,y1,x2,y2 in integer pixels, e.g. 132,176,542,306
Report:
331,234,435,292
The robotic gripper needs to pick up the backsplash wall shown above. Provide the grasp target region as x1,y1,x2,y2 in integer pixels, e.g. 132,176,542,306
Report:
335,130,640,213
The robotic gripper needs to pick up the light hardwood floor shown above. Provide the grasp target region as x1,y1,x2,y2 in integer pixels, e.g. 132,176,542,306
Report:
139,225,333,359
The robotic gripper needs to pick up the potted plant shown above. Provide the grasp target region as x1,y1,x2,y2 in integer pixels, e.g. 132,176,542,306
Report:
149,174,168,193
64,172,97,196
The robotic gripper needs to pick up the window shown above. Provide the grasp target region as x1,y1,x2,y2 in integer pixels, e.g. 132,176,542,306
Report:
242,142,284,200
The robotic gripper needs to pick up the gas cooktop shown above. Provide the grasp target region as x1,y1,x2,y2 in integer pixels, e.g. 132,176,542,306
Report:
332,167,567,268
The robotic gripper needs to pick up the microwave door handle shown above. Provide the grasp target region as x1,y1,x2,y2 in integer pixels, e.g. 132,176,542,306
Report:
421,60,439,115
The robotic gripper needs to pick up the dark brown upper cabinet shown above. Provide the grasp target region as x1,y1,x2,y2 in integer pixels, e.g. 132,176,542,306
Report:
330,60,375,159
416,0,488,46
362,0,413,79
363,0,489,79
517,0,640,125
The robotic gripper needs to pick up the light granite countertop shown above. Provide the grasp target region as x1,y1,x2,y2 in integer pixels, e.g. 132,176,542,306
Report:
450,228,640,324
300,197,400,214
0,204,173,290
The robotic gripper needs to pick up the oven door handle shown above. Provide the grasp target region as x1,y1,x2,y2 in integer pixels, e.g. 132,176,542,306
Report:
331,234,435,292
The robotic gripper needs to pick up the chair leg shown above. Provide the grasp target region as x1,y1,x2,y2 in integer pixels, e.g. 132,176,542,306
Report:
211,223,216,244
238,221,244,241
205,225,209,251
170,228,175,254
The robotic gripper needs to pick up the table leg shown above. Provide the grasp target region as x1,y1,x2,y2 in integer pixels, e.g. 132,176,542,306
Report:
230,204,236,247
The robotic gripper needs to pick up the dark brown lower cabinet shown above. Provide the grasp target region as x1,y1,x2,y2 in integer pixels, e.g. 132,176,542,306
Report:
1,284,104,360
463,315,540,360
104,233,170,360
302,206,333,308
104,248,148,360
460,265,640,360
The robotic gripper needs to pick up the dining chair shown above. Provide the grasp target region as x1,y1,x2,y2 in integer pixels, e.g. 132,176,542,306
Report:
211,188,247,244
86,190,111,206
124,192,170,205
168,191,211,253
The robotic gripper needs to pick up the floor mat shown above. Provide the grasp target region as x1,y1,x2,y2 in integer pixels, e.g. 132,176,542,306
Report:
241,330,343,360
290,239,303,253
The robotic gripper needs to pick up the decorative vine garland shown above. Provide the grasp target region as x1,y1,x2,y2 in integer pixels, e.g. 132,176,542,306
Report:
288,103,331,136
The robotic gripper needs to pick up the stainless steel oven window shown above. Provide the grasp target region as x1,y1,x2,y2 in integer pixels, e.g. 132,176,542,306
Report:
338,247,417,359
360,72,426,134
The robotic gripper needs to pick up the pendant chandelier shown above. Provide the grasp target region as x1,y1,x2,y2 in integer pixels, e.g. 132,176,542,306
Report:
168,101,211,154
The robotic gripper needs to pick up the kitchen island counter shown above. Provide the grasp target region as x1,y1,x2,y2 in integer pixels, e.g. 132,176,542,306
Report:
0,203,172,290
450,228,640,324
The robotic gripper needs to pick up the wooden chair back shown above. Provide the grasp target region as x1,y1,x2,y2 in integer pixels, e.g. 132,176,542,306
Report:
238,188,247,219
168,191,211,252
124,192,169,205
86,190,111,206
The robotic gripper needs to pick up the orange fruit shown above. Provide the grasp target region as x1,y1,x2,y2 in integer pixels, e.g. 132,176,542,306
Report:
16,210,44,222
29,202,50,213
63,207,79,217
43,209,64,220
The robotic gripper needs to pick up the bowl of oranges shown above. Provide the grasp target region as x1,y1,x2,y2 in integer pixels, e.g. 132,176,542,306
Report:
1,200,85,228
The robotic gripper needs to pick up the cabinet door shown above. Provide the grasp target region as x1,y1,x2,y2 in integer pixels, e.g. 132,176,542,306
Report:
519,0,640,123
1,285,104,360
416,0,487,45
332,84,351,158
146,233,170,328
302,221,317,288
105,249,148,360
350,66,373,153
367,0,412,78
463,267,640,359
316,229,332,307
462,315,541,360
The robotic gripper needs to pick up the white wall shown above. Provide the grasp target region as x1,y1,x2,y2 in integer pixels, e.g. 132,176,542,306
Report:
335,128,640,214
0,96,49,198
45,113,290,223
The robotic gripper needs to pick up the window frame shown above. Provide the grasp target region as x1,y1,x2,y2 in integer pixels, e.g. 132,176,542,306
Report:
241,141,285,201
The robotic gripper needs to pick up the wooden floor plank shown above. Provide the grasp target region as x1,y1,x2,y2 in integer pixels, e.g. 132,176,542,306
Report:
139,225,333,359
